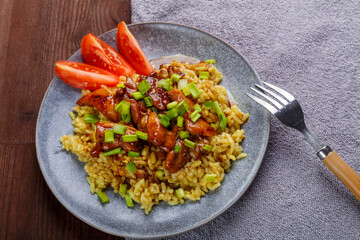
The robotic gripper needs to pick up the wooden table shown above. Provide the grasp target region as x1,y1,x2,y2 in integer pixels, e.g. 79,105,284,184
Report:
0,1,130,239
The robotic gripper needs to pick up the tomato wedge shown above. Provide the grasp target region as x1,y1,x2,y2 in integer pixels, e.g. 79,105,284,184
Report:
81,33,134,77
116,21,153,76
55,61,119,90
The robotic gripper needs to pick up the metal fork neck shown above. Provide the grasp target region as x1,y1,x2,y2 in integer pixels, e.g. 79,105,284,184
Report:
300,127,326,153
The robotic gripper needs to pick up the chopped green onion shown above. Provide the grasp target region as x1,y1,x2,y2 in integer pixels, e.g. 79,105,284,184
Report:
114,124,127,135
156,170,164,181
122,135,138,142
167,101,178,109
84,114,98,123
135,131,148,140
193,104,202,112
199,71,210,79
131,92,146,100
180,131,190,139
120,100,131,123
170,73,181,82
175,188,185,198
203,101,215,109
184,139,196,148
158,114,170,127
104,130,115,143
177,116,184,127
178,78,188,90
203,144,212,151
117,83,125,88
126,161,137,173
119,183,127,195
205,59,216,64
174,145,181,153
176,100,190,116
151,106,158,113
69,111,76,120
166,108,178,120
182,85,191,96
115,101,122,112
211,123,218,130
137,79,151,94
96,190,110,203
144,96,153,107
205,173,216,182
190,110,201,123
125,194,134,207
128,151,140,158
213,101,222,116
183,82,201,98
219,114,228,131
157,78,173,91
103,147,122,157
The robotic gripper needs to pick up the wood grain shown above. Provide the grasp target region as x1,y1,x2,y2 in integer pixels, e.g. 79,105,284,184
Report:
0,0,130,239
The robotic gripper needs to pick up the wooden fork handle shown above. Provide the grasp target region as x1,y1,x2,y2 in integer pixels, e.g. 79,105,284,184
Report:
322,150,360,201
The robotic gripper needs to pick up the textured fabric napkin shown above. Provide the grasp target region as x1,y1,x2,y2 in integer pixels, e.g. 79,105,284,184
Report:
130,0,360,239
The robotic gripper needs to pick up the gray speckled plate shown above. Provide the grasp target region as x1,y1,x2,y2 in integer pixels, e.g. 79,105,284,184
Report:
36,22,270,239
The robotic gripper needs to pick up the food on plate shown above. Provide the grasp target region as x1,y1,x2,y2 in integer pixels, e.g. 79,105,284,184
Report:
58,22,249,214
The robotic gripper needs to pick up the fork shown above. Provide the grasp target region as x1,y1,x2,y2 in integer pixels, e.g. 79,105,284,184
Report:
246,82,360,201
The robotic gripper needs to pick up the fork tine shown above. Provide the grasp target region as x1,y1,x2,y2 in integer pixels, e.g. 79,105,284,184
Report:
251,87,283,109
245,93,278,114
263,82,295,101
254,84,288,105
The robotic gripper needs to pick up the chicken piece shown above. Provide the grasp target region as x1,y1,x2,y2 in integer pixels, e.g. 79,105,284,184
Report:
95,122,139,152
146,112,176,152
168,88,215,137
76,88,118,122
146,76,170,110
189,136,210,159
165,139,190,173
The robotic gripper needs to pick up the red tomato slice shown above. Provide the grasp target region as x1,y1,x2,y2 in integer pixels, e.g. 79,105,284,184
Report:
81,33,134,77
55,61,119,90
116,21,154,76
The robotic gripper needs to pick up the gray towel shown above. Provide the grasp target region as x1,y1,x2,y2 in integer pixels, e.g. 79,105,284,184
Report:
131,0,360,239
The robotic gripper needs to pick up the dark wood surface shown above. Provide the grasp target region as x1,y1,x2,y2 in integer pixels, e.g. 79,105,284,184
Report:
0,1,130,239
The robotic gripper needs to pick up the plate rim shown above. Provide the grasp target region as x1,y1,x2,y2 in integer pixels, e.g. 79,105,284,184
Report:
35,21,270,239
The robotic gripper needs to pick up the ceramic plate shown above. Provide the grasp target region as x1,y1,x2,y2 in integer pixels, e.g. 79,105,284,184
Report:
36,22,269,238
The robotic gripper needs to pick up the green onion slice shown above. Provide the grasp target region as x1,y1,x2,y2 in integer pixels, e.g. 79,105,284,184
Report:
177,78,188,90
177,116,184,127
205,173,216,182
170,73,181,82
176,100,190,116
175,188,185,198
211,123,218,130
151,106,158,113
193,104,202,112
135,131,148,140
115,101,122,112
104,130,115,143
117,83,126,88
157,78,173,91
167,101,178,110
184,139,196,148
114,124,127,135
166,108,178,120
119,183,127,195
84,114,98,123
190,110,201,123
174,145,181,153
103,147,122,157
203,144,212,151
144,96,153,107
158,114,170,127
125,194,134,207
122,135,138,142
156,170,164,181
120,100,131,123
205,59,216,64
203,101,214,109
137,79,151,94
131,92,146,100
96,190,110,203
219,114,228,131
128,151,140,158
126,161,137,173
199,71,210,79
180,131,190,139
183,82,201,98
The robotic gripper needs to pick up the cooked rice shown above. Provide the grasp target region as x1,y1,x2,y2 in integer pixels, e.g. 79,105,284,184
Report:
60,60,249,214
